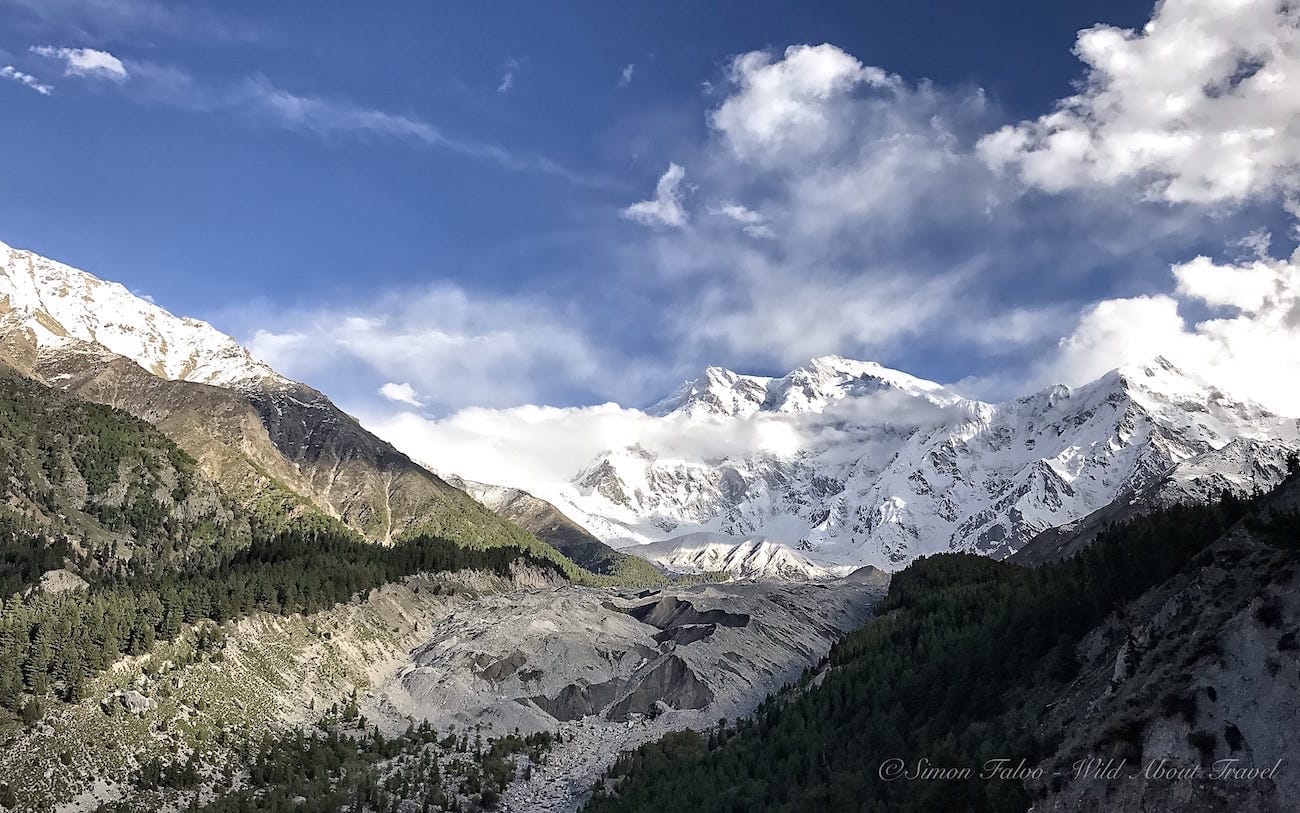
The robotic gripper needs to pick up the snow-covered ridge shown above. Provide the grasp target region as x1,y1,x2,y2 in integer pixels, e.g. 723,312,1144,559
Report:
503,355,1300,575
0,240,277,387
625,533,849,581
648,354,965,418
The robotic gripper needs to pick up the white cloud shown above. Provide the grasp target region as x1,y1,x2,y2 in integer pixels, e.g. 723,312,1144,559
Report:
247,283,607,411
708,203,774,238
619,63,635,87
31,45,128,81
615,43,1014,369
368,387,963,494
1044,236,1300,415
710,43,897,164
0,65,52,94
379,382,423,406
620,162,688,228
979,0,1300,204
497,71,513,93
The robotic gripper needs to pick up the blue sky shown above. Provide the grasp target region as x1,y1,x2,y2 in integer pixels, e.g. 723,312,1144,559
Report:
2,0,1299,432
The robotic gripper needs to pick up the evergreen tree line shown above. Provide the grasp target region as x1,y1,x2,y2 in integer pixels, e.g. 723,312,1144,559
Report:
585,479,1293,813
0,511,71,597
0,527,565,716
181,717,553,812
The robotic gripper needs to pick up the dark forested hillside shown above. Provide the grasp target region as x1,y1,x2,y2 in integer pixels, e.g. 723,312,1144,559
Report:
586,476,1298,813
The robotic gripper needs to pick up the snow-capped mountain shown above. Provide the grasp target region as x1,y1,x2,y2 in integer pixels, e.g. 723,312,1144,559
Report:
495,355,1300,574
625,533,846,581
0,240,278,388
0,240,536,550
646,356,965,418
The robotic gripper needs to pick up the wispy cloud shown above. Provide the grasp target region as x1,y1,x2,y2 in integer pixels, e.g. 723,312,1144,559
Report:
246,284,610,412
709,203,773,238
497,58,517,94
0,0,259,43
31,44,127,80
0,64,52,94
20,48,607,187
621,163,688,227
235,76,602,185
619,63,635,87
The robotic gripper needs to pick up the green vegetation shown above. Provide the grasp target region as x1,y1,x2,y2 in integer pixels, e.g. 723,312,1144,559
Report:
0,373,249,570
0,510,72,596
600,550,670,586
586,488,1277,813
187,718,552,812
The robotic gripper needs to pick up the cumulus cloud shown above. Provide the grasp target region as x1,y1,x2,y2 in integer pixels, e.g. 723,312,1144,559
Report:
619,42,1024,369
710,43,897,164
620,162,688,227
238,2,1300,484
1044,233,1300,415
31,45,128,80
979,0,1300,204
379,382,422,406
0,65,52,94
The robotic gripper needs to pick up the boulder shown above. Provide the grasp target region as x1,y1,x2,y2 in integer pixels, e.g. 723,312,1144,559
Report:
119,690,155,715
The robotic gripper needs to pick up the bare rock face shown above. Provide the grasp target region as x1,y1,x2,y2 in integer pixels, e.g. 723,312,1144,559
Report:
531,680,626,722
481,651,528,683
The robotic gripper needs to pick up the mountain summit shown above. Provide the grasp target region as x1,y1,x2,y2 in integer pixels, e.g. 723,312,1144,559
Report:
648,355,965,418
0,240,277,387
491,355,1300,574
